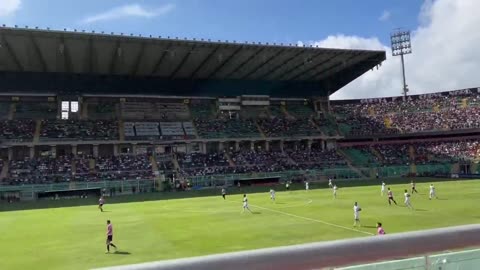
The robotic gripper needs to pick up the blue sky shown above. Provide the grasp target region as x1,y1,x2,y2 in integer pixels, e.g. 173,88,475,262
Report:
2,0,480,99
4,0,422,47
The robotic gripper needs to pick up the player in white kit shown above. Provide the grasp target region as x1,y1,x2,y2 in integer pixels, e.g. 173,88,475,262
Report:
333,185,338,198
270,189,276,201
404,189,413,209
381,182,386,196
242,194,252,213
328,178,333,188
305,181,309,191
429,184,436,200
353,202,362,227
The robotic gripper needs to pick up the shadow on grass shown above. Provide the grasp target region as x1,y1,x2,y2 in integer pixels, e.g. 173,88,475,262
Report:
252,211,262,215
414,208,428,212
113,251,131,255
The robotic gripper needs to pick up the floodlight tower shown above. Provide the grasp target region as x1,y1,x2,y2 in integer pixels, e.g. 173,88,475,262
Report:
390,29,412,99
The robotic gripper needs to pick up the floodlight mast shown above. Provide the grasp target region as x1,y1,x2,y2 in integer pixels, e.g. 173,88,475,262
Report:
390,29,412,99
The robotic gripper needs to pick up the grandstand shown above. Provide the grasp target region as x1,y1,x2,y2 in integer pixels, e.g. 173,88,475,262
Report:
0,26,386,194
0,27,479,195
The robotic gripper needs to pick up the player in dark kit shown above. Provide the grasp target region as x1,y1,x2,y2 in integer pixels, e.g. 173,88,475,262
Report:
221,188,226,200
387,188,398,206
98,196,105,212
411,181,418,194
105,220,117,253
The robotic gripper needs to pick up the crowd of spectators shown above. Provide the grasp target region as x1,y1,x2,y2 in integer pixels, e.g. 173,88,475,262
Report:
332,91,480,136
258,117,321,137
0,120,35,142
73,155,92,181
389,107,480,132
230,150,293,172
5,156,73,185
1,154,156,185
178,147,352,178
415,140,480,162
93,155,154,180
287,148,346,168
40,120,119,141
177,152,229,168
372,144,410,165
193,118,260,139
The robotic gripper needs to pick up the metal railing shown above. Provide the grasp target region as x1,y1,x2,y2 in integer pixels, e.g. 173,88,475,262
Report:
94,224,480,270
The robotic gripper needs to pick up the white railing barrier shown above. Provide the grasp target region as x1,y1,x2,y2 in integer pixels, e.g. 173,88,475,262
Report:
95,224,480,270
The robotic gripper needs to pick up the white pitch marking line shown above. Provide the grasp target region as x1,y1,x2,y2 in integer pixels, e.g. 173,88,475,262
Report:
250,203,374,236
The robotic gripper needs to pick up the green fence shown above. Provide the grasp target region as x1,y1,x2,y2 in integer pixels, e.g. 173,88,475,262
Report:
186,163,454,186
416,164,452,175
337,248,480,270
187,167,363,187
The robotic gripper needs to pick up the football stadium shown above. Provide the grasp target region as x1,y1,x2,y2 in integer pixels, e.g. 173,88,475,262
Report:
1,22,480,270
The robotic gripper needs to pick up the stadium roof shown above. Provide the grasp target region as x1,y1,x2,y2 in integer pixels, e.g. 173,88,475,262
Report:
0,27,385,96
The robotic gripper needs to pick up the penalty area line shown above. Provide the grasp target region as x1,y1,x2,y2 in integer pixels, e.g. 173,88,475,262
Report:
251,204,374,236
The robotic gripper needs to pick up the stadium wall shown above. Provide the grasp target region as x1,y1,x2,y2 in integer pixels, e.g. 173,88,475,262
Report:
95,224,480,270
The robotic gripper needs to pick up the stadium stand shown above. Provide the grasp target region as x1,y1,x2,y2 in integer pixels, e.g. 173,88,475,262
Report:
0,102,11,120
87,102,117,120
287,147,347,168
15,102,57,119
194,118,260,139
1,27,477,198
155,154,175,171
287,102,315,118
121,101,190,120
341,146,380,167
40,120,119,141
94,155,154,181
160,122,185,140
6,156,73,185
0,120,35,141
74,156,92,177
258,117,321,137
372,144,410,165
332,90,480,136
189,100,215,119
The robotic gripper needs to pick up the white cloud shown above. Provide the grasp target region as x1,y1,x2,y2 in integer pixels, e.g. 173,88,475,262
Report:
301,0,480,100
81,3,175,24
0,0,21,17
378,10,391,22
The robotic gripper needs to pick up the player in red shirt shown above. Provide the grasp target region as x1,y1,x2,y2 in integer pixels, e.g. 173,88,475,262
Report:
105,220,117,253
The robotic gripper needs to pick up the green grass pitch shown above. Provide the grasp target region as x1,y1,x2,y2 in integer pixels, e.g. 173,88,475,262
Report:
1,180,479,270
